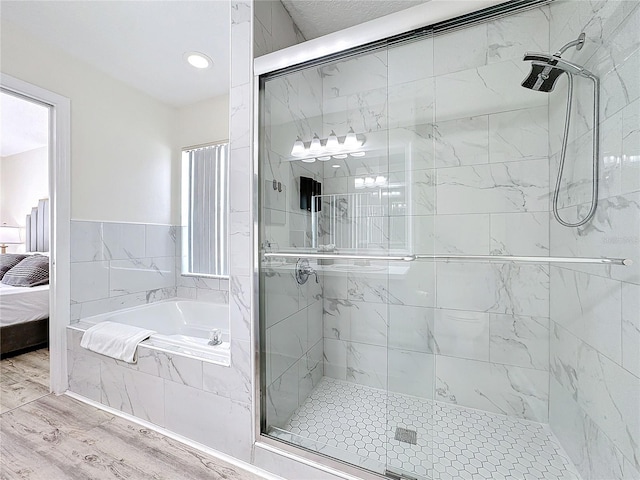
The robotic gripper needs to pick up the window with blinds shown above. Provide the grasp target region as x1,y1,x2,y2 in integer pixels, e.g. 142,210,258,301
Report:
181,143,229,277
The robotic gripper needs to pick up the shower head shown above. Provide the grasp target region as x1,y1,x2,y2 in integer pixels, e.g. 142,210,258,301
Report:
521,33,593,93
521,54,588,92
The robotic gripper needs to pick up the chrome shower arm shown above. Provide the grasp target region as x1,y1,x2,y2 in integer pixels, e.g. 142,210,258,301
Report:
555,32,586,56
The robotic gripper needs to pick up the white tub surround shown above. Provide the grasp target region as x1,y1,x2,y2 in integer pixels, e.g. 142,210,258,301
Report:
76,300,231,365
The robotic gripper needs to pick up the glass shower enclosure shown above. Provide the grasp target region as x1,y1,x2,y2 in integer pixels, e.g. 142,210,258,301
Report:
257,1,639,479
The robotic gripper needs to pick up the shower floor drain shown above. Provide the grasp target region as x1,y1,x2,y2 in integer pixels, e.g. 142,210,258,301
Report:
394,427,417,445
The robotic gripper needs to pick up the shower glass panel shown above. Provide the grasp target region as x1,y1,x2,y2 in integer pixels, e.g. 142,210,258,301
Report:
259,1,637,479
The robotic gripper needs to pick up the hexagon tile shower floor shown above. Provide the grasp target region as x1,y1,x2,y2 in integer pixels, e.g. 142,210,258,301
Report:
280,378,582,480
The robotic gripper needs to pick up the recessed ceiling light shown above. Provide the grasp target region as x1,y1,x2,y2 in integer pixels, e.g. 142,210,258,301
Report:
185,52,212,69
332,164,341,168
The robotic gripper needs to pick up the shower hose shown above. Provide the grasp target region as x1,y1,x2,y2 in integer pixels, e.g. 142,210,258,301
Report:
553,72,600,227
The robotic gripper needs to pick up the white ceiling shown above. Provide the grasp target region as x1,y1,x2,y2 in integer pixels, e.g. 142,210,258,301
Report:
0,1,230,108
0,92,49,157
0,0,427,112
281,0,428,40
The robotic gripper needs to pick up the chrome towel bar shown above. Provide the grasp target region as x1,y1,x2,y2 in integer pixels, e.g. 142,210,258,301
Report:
263,252,632,266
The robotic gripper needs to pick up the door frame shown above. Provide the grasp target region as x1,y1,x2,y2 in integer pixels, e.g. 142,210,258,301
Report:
1,73,71,394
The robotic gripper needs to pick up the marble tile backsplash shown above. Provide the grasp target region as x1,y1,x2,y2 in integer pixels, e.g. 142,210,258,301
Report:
70,220,228,322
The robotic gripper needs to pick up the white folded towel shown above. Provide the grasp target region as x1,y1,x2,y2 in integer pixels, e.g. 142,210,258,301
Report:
80,321,156,363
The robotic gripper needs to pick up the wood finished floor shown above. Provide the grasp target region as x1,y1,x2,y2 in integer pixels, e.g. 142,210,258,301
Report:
0,351,270,480
1,348,50,414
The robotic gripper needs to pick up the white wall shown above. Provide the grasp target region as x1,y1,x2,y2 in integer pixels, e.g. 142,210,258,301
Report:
0,146,49,252
1,21,177,224
176,95,229,149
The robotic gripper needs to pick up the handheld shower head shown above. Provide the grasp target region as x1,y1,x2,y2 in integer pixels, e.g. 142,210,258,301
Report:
521,33,590,92
521,53,590,92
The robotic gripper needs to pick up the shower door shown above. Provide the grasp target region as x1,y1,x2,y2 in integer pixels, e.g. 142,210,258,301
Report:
258,37,436,479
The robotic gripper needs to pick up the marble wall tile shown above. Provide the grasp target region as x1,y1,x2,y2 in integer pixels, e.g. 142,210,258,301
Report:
435,60,547,122
132,348,203,389
347,87,388,134
266,363,299,428
388,37,433,86
267,308,307,384
436,159,550,214
349,301,388,347
347,273,397,304
433,214,490,255
109,256,175,297
145,224,176,258
324,338,347,380
622,98,640,195
433,309,490,361
387,262,436,308
622,282,640,378
433,115,489,168
388,79,434,129
270,0,305,51
203,340,252,404
388,349,434,399
70,261,110,303
490,212,549,256
549,378,627,480
387,169,436,217
73,288,177,321
70,221,107,262
437,262,549,318
165,380,252,462
550,267,622,363
434,22,487,76
490,314,549,371
435,356,549,422
388,125,435,173
346,342,387,390
263,267,299,328
487,6,549,64
550,192,640,286
102,222,146,260
388,305,434,354
298,340,323,404
67,349,101,402
488,106,549,163
100,360,165,426
577,338,640,467
551,322,640,473
321,51,387,100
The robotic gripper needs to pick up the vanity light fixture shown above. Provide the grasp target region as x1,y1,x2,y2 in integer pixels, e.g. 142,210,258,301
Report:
185,51,212,69
309,134,322,153
326,131,340,150
291,137,306,157
344,127,360,148
289,130,365,161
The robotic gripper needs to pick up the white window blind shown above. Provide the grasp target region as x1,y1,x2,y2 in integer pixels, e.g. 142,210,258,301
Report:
183,143,229,277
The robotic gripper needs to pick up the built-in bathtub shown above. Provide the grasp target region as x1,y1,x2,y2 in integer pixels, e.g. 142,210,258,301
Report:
72,299,230,365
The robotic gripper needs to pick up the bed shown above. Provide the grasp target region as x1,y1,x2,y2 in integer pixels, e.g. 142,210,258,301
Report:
0,199,50,358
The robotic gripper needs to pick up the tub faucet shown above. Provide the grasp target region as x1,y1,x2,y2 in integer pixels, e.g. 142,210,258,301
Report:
208,328,223,346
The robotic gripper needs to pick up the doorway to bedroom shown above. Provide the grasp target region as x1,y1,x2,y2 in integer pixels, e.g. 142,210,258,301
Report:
0,90,51,412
